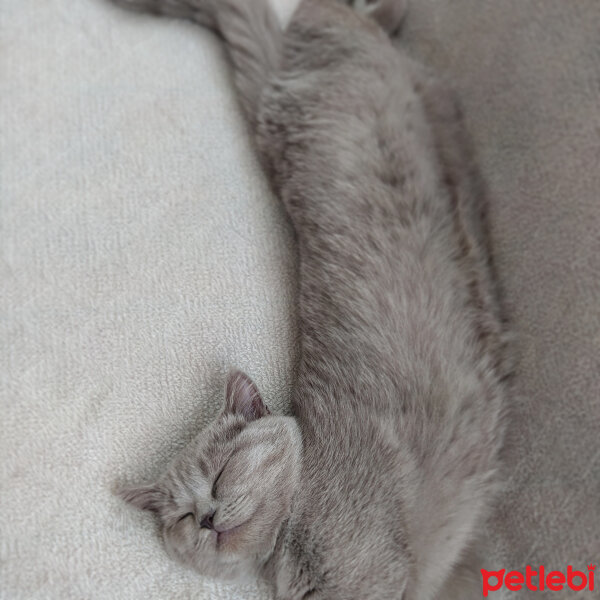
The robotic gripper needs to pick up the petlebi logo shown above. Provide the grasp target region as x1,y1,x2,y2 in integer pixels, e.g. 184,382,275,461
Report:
481,564,595,597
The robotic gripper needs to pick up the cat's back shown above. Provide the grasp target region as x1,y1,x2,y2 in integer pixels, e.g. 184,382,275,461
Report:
260,3,507,599
258,0,436,201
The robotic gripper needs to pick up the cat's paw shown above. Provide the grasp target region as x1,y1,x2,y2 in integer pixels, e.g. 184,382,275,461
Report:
346,0,408,34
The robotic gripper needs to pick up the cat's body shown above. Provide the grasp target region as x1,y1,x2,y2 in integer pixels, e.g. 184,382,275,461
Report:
115,1,510,599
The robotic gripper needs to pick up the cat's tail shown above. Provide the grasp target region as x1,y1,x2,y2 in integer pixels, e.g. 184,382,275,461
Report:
112,0,282,127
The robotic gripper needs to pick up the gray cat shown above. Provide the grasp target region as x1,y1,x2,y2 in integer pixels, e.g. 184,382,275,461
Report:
114,1,511,598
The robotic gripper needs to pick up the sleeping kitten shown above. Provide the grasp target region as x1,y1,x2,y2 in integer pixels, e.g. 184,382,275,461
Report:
114,1,511,598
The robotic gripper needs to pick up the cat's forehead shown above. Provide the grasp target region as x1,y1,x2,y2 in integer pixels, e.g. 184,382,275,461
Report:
162,458,211,504
165,414,248,482
175,473,211,502
206,413,247,447
193,415,248,469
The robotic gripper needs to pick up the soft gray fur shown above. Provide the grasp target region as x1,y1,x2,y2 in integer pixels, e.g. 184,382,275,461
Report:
114,1,510,598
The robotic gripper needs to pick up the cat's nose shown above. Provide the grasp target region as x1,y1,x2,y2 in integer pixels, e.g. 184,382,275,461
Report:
199,510,215,530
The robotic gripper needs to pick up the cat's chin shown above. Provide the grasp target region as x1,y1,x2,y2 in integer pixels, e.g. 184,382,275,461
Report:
163,528,263,583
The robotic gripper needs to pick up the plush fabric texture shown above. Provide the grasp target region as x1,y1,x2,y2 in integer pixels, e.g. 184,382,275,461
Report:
1,1,598,599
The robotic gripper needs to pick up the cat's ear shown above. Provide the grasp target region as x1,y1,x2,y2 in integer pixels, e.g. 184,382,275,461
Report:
225,370,270,421
118,483,166,513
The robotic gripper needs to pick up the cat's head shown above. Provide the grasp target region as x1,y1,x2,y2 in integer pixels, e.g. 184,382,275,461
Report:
119,370,302,581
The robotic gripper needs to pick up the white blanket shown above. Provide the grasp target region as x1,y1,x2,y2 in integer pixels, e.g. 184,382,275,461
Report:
1,1,297,597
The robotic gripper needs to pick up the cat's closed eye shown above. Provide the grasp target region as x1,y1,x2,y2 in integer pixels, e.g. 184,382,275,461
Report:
211,465,226,498
177,512,194,524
